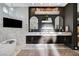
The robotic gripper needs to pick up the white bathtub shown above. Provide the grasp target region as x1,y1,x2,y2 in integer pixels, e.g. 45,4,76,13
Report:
0,39,16,56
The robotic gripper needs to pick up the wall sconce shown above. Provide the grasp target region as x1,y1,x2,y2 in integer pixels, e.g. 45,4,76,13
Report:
10,8,14,11
3,7,8,14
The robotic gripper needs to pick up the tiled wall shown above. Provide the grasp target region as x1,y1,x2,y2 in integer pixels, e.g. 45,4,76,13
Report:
0,3,28,45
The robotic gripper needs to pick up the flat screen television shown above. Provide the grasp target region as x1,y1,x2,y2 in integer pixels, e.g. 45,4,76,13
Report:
3,17,22,28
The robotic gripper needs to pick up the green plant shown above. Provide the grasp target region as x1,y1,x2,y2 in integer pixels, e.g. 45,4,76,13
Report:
42,15,48,20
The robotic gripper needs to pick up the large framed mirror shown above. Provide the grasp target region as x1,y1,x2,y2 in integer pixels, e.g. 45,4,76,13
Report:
55,16,63,31
30,16,38,32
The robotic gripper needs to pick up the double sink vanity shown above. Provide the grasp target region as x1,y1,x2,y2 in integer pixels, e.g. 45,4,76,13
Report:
26,32,72,44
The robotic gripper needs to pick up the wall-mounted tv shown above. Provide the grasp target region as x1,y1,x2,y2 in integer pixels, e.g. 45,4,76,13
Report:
3,17,22,28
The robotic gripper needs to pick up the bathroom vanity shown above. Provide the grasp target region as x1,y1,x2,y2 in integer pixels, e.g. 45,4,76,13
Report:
26,32,72,44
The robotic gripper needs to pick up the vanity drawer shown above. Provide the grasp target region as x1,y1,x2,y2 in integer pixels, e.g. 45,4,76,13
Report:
26,36,41,44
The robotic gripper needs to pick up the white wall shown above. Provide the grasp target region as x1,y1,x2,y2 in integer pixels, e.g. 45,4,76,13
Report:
0,3,28,45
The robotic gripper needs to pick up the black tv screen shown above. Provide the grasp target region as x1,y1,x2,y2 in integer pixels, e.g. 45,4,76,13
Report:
3,17,22,28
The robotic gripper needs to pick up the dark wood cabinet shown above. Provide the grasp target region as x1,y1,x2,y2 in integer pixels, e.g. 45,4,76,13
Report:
26,36,41,44
26,36,72,44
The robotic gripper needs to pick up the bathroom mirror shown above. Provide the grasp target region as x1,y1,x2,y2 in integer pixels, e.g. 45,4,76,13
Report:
55,16,63,31
30,16,38,32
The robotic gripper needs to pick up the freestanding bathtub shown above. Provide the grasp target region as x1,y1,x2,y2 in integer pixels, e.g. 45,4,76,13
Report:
0,39,16,56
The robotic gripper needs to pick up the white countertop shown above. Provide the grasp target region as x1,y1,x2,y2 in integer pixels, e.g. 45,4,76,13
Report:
26,32,72,36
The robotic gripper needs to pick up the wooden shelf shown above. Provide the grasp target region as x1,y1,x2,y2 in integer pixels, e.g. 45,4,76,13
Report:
35,11,60,15
42,21,52,23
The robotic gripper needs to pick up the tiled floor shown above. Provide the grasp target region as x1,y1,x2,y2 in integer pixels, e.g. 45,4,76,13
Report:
16,44,79,56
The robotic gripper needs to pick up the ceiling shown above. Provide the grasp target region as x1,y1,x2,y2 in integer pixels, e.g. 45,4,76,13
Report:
5,3,68,7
